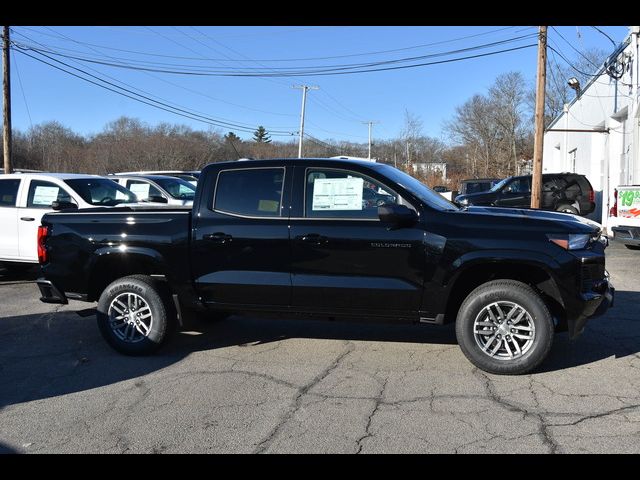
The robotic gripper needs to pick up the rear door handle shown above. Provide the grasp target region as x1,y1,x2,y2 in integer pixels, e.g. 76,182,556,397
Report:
20,217,35,222
203,232,233,244
296,233,329,246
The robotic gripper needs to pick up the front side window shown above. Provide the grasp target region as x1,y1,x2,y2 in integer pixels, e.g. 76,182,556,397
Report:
214,168,284,217
27,180,75,208
153,177,196,200
504,178,531,194
125,180,163,201
0,179,21,207
305,168,399,219
65,178,137,206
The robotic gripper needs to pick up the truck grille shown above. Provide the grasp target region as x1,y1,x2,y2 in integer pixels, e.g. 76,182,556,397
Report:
580,263,605,292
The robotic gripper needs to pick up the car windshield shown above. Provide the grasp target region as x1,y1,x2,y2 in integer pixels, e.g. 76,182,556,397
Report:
152,176,196,200
64,178,138,206
375,164,458,211
490,177,512,192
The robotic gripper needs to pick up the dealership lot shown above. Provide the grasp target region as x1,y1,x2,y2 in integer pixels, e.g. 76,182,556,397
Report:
0,241,638,454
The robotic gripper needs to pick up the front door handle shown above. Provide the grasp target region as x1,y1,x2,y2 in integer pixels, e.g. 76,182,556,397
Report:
20,217,35,222
296,233,329,246
203,232,233,244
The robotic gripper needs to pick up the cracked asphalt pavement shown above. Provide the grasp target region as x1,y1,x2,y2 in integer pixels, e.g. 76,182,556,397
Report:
1,240,639,453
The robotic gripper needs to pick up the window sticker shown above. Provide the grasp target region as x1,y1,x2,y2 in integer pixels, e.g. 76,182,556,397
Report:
312,177,363,211
115,190,128,200
129,183,151,199
32,186,60,206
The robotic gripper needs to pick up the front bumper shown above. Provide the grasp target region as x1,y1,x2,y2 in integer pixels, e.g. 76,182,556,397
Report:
36,278,68,304
568,277,614,338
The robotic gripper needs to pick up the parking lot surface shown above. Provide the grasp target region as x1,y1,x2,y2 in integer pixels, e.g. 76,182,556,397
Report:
1,241,639,454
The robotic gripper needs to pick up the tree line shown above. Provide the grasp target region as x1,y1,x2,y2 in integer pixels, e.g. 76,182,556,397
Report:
5,48,607,189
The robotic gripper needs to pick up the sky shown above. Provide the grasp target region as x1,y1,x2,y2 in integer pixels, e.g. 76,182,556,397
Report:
7,25,631,145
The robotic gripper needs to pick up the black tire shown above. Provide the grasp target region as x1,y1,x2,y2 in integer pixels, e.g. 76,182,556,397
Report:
625,244,640,250
556,204,579,214
455,280,554,375
97,275,176,355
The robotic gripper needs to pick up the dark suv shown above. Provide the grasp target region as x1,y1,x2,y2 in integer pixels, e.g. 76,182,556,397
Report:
459,178,500,195
455,173,595,216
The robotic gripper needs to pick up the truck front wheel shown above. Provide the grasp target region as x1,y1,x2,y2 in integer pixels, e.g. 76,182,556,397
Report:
97,275,175,355
455,280,554,375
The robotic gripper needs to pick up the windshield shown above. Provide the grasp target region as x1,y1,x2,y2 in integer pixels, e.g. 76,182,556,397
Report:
152,176,196,200
490,177,512,192
375,164,458,211
65,178,138,206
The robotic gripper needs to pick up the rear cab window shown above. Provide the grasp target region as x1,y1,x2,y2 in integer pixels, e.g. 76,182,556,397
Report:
214,168,285,217
0,179,21,207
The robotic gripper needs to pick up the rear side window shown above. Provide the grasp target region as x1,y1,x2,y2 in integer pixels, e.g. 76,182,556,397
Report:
0,179,21,207
26,180,74,208
214,168,284,217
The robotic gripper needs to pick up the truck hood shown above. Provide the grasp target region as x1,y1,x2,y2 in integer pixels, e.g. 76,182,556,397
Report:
461,205,602,234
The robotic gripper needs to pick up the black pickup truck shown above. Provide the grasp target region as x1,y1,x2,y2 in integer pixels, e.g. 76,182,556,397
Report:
36,159,614,374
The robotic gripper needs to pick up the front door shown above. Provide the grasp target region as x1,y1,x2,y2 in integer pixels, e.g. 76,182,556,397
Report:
191,166,292,306
289,166,426,316
0,178,21,260
18,179,76,261
494,177,531,208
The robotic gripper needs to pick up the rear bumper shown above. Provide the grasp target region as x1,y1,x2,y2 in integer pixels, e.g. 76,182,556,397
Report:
612,226,640,246
37,278,68,304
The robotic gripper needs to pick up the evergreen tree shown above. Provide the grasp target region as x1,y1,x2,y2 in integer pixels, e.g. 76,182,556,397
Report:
224,132,241,143
253,126,272,143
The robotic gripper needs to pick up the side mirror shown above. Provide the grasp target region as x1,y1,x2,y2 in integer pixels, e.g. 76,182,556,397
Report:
51,201,78,211
147,195,169,204
378,204,418,227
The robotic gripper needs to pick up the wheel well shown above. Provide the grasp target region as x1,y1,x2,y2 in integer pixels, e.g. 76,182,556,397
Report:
445,263,566,328
88,255,163,301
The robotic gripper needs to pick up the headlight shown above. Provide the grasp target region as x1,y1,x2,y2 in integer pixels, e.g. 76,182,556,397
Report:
547,233,591,250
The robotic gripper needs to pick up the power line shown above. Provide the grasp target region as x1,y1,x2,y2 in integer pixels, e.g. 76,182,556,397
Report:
13,47,296,136
591,26,617,47
550,26,600,69
11,49,33,130
12,41,537,77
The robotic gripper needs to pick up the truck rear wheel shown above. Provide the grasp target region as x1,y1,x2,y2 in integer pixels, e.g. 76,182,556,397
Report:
97,275,175,355
455,280,554,375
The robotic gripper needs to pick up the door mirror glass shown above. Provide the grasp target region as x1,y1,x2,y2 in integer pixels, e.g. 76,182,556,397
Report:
378,204,418,227
147,195,169,204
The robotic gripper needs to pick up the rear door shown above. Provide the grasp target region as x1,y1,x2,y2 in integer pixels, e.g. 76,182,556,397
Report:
191,166,292,306
0,178,22,260
18,179,76,260
289,165,426,315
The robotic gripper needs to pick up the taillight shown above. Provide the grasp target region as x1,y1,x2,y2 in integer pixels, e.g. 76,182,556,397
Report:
37,226,49,264
609,189,618,217
589,188,595,203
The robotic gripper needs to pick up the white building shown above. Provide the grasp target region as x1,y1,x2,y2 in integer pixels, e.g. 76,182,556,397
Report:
543,27,640,231
412,161,447,180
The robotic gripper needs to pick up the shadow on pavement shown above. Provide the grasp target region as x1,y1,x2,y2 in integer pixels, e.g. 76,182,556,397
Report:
1,290,638,408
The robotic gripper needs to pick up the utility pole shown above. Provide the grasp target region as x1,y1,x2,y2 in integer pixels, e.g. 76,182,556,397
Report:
530,26,547,209
2,26,11,174
362,121,379,160
293,85,318,158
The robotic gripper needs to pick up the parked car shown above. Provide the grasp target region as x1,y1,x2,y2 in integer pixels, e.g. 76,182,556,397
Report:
115,170,200,185
0,173,139,271
455,173,596,216
362,185,395,207
37,158,613,375
609,185,640,249
109,174,196,206
459,178,500,195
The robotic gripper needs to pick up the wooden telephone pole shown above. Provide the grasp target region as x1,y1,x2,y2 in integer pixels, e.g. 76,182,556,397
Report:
2,26,11,174
530,26,547,209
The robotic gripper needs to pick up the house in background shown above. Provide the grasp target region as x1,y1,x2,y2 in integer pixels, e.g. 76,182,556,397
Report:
412,161,447,180
543,26,639,231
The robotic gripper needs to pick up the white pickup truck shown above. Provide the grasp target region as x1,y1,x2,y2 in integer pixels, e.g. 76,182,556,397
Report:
609,185,640,249
0,173,139,272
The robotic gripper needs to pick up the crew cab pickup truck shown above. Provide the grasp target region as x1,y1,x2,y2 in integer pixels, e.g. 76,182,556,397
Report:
36,159,614,375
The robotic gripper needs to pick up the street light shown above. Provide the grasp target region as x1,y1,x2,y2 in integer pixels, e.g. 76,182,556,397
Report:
567,77,581,95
